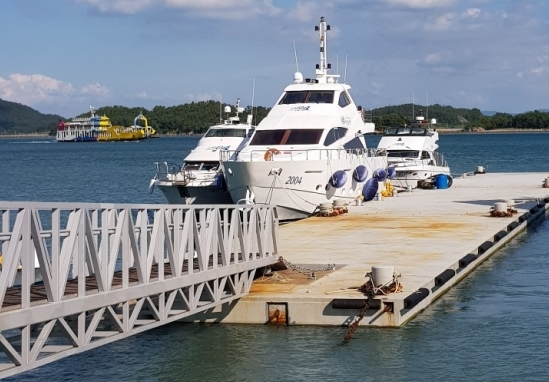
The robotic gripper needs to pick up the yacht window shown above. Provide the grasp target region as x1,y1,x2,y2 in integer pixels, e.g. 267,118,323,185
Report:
247,128,255,138
205,128,247,138
250,129,323,145
307,91,334,104
279,91,308,104
338,92,351,108
323,127,348,146
387,150,420,158
411,127,426,135
343,137,366,150
279,91,335,105
421,151,431,160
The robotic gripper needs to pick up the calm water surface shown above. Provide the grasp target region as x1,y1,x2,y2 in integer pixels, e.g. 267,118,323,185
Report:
1,134,548,381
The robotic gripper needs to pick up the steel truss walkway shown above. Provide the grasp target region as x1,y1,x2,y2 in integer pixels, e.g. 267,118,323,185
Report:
0,202,279,378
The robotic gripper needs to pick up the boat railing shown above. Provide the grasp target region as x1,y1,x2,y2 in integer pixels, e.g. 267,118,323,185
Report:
388,151,448,168
220,147,383,162
433,151,448,168
153,162,182,181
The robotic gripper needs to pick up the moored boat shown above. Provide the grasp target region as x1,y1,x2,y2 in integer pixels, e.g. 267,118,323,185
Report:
220,17,388,221
376,113,451,188
150,99,254,204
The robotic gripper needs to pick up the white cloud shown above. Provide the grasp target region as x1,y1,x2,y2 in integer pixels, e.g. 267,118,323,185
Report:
81,82,109,96
464,8,480,18
76,0,154,14
423,53,442,64
383,0,454,9
135,91,160,100
78,0,282,19
0,74,74,104
425,12,455,31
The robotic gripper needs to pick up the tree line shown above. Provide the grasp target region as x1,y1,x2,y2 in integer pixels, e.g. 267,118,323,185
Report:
1,97,548,135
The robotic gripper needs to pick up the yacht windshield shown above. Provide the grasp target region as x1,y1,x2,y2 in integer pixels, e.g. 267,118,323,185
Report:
183,162,219,171
250,129,324,145
384,127,428,136
205,128,248,138
387,150,420,158
279,91,335,105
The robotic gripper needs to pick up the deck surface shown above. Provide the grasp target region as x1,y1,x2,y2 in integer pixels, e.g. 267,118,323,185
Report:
221,172,549,326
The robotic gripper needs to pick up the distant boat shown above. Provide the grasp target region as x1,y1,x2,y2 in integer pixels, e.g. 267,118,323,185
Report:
97,112,157,142
133,112,158,138
56,106,109,142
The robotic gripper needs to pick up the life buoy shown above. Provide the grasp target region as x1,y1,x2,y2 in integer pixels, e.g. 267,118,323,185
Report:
264,148,281,161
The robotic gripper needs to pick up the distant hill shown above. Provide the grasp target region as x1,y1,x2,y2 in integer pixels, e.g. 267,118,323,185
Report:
2,97,549,134
0,99,64,134
481,110,499,116
371,103,485,129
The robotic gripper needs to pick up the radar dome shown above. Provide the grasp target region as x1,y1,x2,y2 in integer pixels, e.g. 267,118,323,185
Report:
294,72,303,84
224,106,231,114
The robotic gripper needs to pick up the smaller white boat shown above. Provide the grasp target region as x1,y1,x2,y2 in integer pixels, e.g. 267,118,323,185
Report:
151,99,255,204
376,115,451,188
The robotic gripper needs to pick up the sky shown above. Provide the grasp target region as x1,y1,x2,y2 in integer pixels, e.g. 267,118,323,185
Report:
1,0,548,118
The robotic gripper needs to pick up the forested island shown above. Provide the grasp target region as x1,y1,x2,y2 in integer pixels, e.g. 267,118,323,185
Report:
1,97,548,135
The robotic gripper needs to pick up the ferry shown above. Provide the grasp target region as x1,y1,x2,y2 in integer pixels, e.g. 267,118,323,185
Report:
97,112,158,142
56,106,110,142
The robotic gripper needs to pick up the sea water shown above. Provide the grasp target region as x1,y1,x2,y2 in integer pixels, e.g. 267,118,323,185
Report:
1,134,549,382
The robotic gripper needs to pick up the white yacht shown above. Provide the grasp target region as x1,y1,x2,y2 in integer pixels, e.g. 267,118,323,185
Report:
377,115,451,188
220,17,387,221
151,99,255,204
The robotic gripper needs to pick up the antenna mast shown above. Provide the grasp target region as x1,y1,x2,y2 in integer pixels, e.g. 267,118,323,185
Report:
250,78,256,125
314,16,338,83
343,55,348,83
219,95,223,124
412,93,415,120
293,40,299,72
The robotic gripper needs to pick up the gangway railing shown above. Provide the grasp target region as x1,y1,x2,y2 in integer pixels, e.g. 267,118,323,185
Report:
0,202,279,378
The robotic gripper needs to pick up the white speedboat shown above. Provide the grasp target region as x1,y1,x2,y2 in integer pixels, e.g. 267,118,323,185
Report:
377,115,451,188
220,17,388,221
151,99,255,204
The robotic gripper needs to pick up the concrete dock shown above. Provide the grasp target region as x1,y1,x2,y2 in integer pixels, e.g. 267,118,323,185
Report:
204,172,549,327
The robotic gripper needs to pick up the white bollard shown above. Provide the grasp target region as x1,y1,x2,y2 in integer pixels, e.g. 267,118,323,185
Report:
494,202,508,213
371,266,395,287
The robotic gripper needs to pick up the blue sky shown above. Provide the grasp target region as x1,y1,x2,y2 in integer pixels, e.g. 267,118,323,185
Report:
1,0,548,117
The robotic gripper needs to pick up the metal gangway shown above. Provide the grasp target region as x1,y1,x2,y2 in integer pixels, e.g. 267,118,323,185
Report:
0,202,279,378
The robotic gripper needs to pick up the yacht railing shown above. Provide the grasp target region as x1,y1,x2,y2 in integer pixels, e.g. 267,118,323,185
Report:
153,162,184,182
220,147,383,162
388,152,448,168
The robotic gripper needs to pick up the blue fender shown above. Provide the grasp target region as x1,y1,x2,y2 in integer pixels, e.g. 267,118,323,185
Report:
362,178,379,201
329,170,348,188
353,165,368,182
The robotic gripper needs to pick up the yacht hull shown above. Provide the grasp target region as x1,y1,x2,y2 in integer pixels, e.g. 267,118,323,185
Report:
155,182,233,205
222,155,387,220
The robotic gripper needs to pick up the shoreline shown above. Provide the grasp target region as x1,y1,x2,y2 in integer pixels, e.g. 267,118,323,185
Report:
1,128,548,140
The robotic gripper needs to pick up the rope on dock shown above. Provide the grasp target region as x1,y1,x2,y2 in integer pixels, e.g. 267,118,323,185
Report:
343,272,402,343
489,207,517,217
278,256,336,280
